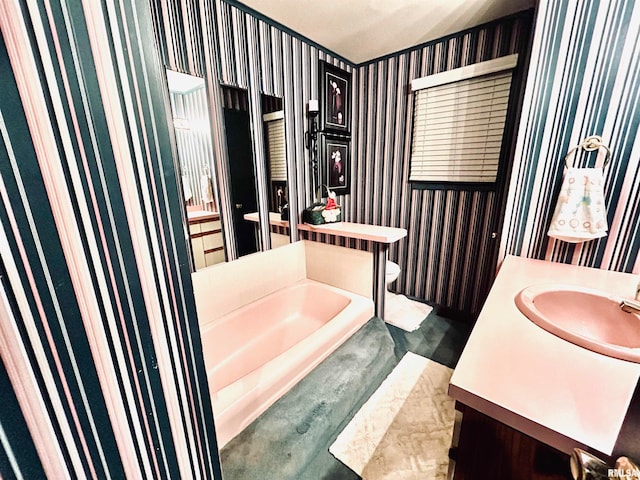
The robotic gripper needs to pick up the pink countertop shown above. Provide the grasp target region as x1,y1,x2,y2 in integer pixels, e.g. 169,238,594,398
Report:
243,213,407,244
449,255,640,456
187,210,220,222
243,212,290,228
297,221,407,244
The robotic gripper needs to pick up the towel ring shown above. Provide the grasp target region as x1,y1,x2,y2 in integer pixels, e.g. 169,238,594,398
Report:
564,135,611,169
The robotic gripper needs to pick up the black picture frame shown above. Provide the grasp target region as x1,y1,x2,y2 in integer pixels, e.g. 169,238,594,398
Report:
319,61,351,134
270,180,287,213
321,135,350,195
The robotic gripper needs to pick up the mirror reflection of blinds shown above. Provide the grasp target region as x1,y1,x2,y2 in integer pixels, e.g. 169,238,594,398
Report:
266,117,287,181
410,71,513,183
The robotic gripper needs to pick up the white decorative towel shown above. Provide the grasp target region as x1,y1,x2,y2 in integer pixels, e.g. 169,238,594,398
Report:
547,167,608,243
182,175,193,202
200,174,213,204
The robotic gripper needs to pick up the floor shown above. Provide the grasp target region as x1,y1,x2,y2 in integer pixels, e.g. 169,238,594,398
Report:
386,298,473,370
219,299,473,479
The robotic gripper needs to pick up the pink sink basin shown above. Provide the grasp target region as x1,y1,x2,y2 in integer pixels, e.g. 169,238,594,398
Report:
515,284,640,363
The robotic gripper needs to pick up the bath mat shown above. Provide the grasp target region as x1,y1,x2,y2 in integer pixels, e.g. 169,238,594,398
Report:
329,352,455,480
384,292,433,332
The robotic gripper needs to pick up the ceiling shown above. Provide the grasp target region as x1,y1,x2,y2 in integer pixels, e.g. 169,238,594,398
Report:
239,0,535,64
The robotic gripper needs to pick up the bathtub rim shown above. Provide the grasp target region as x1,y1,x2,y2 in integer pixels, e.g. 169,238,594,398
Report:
202,280,354,393
205,279,374,448
199,278,352,332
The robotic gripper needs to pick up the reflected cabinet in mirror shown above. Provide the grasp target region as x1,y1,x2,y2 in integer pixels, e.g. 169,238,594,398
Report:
165,69,226,271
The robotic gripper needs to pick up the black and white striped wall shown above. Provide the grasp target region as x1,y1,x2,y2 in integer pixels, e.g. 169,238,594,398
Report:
501,0,640,274
149,0,640,312
352,14,534,315
4,0,638,475
0,0,220,477
151,0,534,316
150,0,354,257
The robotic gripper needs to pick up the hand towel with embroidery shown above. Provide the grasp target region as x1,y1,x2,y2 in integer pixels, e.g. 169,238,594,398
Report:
547,167,608,243
200,174,213,204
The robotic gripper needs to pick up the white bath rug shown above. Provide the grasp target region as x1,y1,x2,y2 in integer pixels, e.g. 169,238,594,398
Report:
384,292,433,332
329,352,455,480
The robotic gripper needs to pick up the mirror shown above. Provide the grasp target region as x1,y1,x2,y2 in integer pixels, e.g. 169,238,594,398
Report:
220,85,261,257
261,94,291,248
165,69,226,271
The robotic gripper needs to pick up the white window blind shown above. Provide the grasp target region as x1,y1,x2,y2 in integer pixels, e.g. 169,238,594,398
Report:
265,113,287,181
410,69,513,184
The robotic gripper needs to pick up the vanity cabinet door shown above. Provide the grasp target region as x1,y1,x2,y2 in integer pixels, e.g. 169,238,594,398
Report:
200,220,224,267
191,236,206,270
204,248,224,266
453,406,570,480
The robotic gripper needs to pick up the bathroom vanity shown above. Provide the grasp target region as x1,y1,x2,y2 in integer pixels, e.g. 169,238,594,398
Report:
188,210,225,269
449,256,640,478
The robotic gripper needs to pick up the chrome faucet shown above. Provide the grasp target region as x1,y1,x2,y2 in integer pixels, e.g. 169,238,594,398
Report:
620,279,640,314
620,299,640,314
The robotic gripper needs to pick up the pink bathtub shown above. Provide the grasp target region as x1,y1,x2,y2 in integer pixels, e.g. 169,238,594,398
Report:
199,279,374,448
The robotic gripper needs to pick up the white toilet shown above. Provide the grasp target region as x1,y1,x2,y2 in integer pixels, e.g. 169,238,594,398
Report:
384,260,433,331
385,260,401,288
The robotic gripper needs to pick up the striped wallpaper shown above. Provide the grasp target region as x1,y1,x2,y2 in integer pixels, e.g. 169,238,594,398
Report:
0,0,220,478
6,0,639,475
151,1,535,316
353,13,534,316
150,0,353,260
501,0,640,275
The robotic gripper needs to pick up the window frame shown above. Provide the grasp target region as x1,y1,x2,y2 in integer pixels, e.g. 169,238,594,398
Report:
408,54,519,191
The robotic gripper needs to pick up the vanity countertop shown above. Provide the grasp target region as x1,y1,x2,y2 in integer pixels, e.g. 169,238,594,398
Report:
449,255,640,456
243,212,289,228
187,210,220,222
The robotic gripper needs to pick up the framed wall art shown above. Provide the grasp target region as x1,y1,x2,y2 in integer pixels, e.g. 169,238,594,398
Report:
319,61,351,135
321,135,350,195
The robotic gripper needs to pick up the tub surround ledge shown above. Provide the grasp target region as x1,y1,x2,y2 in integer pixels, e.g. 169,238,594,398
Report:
243,215,407,318
449,255,640,459
295,221,407,244
297,222,406,319
243,213,407,243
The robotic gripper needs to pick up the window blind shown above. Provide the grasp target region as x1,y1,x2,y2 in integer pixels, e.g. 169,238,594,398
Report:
410,70,513,184
265,115,287,181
